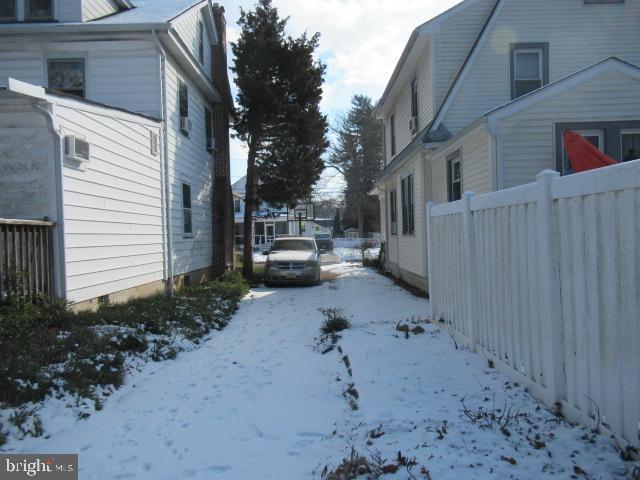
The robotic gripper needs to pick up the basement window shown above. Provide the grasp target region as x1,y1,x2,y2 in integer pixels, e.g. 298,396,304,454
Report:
0,0,16,21
48,59,85,98
182,183,193,236
26,0,53,20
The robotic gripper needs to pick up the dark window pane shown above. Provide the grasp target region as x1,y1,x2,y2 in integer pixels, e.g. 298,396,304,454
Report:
27,0,52,19
48,60,85,98
182,183,191,209
0,0,16,19
182,183,192,235
515,79,542,98
621,133,640,162
179,81,189,117
198,21,205,64
205,107,212,145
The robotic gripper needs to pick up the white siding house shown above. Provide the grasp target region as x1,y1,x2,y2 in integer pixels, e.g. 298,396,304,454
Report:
373,0,640,292
0,0,233,307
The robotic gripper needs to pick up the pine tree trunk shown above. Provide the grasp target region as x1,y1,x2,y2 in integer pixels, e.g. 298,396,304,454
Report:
242,140,257,281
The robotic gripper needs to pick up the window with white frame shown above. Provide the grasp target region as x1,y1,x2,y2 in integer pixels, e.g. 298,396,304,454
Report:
26,0,52,20
400,174,414,235
389,189,397,235
0,0,16,21
234,199,241,213
447,149,462,202
182,183,193,236
179,81,189,118
510,43,548,99
198,20,205,65
48,59,85,98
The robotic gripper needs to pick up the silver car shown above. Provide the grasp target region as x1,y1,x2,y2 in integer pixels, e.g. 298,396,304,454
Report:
264,237,321,286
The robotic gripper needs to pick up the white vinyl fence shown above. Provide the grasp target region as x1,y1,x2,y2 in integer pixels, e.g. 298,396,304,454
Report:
427,161,640,447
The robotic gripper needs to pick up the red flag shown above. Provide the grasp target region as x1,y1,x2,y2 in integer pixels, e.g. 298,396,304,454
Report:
563,130,617,173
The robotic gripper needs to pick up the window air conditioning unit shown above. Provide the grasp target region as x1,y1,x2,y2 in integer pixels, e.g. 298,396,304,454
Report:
180,116,191,134
207,137,217,152
409,116,418,134
64,135,90,168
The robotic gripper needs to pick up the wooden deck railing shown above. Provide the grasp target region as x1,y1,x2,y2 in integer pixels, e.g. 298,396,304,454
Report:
0,219,55,299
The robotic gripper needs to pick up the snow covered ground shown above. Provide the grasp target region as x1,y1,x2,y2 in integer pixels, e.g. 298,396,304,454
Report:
4,265,635,479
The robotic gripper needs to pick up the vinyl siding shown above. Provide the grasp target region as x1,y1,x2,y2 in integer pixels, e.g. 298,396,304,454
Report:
444,0,640,134
497,70,640,189
0,41,162,118
57,0,82,22
434,0,497,111
172,6,213,81
383,151,427,279
164,52,214,276
430,124,493,204
54,103,163,303
82,0,120,21
0,102,55,220
384,41,434,164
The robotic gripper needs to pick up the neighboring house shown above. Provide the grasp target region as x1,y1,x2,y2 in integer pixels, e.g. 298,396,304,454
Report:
0,0,234,308
371,0,640,292
232,176,328,249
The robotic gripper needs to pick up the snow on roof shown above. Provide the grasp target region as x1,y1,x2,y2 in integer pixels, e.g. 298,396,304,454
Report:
89,0,205,25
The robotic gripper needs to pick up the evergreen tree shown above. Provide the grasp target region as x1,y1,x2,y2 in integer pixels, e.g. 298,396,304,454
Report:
333,208,343,236
327,95,383,236
232,0,328,280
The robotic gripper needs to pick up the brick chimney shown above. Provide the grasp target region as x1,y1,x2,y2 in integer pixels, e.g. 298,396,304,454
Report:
211,3,235,275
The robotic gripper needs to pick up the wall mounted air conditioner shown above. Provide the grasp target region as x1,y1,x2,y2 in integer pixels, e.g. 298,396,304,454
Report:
180,116,191,134
64,135,90,169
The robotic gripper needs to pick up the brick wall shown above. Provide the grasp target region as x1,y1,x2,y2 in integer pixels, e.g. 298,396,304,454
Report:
211,4,235,275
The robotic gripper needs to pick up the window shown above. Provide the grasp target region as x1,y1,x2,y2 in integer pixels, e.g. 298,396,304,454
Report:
510,43,549,99
390,114,396,157
198,20,205,65
205,106,214,151
447,149,462,202
555,121,640,174
410,77,418,119
584,0,624,4
389,189,397,235
179,80,189,117
234,198,241,213
26,0,53,20
182,183,193,235
400,174,414,235
48,59,85,98
621,130,640,162
0,0,16,21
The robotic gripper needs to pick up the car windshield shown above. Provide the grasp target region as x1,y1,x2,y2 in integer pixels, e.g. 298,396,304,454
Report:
271,239,315,251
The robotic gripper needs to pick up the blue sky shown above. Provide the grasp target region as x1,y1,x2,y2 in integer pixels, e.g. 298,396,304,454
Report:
222,0,461,193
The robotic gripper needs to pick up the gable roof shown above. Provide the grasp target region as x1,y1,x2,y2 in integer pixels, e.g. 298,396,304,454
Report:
88,0,206,25
427,0,504,133
483,57,640,123
377,0,488,119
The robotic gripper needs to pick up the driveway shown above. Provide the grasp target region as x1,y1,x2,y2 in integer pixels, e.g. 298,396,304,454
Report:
12,264,633,479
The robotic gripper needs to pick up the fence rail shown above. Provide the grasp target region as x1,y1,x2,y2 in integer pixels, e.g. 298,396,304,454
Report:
427,160,640,447
0,219,55,299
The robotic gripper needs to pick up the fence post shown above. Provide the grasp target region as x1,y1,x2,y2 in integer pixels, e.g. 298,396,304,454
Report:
535,170,563,405
426,202,436,319
462,192,479,352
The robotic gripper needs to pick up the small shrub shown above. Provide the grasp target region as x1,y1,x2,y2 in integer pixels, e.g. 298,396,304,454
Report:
0,425,6,447
9,406,43,438
320,308,351,334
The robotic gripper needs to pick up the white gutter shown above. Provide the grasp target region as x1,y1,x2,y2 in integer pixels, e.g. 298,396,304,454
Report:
31,101,67,299
153,29,175,296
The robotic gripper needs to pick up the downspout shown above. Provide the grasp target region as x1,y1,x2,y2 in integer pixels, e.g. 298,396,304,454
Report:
153,29,175,296
32,101,67,299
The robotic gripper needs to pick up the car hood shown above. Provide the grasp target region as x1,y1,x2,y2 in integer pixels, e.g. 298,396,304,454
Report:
268,251,316,262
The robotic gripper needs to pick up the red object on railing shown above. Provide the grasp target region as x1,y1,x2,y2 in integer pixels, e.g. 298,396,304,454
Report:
563,130,617,173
